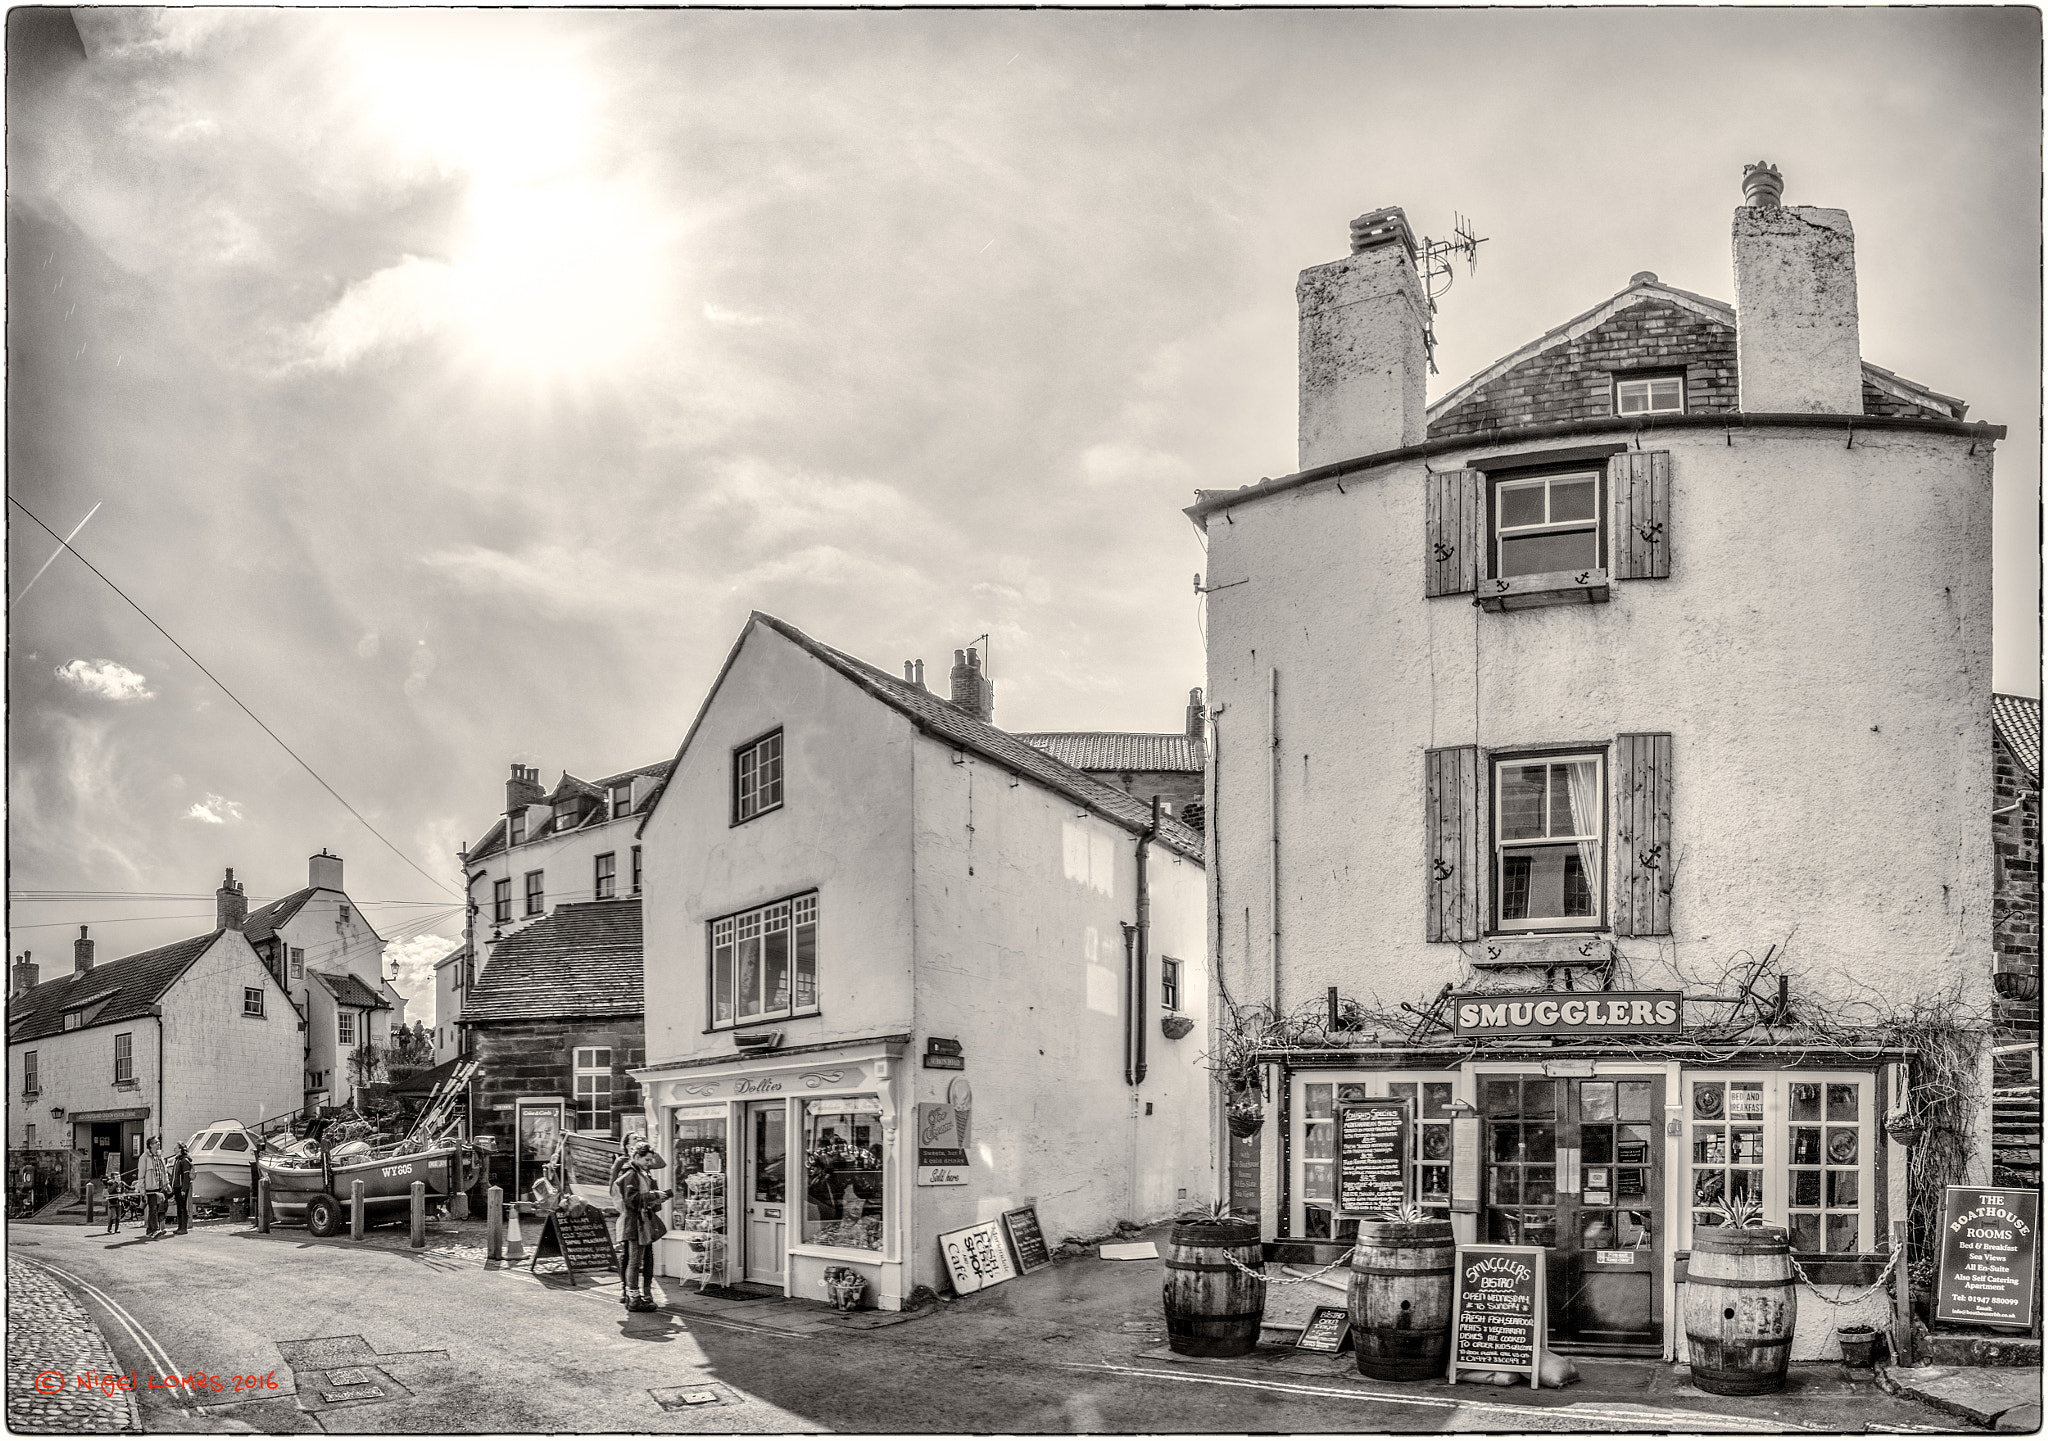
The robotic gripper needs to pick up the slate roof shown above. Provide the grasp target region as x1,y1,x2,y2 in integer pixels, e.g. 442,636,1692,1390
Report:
241,888,315,945
6,931,224,1044
311,970,393,1011
1427,275,1967,436
468,762,672,858
659,614,1203,863
1014,732,1205,773
1994,693,2042,785
461,899,642,1024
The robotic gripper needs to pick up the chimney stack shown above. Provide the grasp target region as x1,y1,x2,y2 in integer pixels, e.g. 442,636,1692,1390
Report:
1297,205,1428,470
11,952,38,997
949,647,994,723
308,849,344,892
1186,687,1207,742
1732,162,1862,415
506,762,546,816
903,660,929,690
73,926,94,974
217,867,247,931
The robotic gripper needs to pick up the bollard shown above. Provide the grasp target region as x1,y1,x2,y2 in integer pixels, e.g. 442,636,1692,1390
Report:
486,1186,504,1261
410,1182,426,1249
85,1181,95,1227
504,1203,525,1262
351,1180,366,1241
451,1190,469,1221
257,1178,271,1234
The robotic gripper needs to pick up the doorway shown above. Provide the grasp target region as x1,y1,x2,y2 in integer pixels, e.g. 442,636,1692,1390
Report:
89,1124,121,1180
1480,1072,1666,1354
742,1101,787,1288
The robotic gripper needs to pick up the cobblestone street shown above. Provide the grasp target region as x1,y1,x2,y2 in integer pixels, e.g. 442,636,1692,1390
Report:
7,1254,140,1434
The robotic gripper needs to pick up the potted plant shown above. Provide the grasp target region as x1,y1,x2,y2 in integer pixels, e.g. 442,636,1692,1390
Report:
1884,1107,1925,1148
1225,1089,1264,1139
1352,1202,1456,1382
1683,1194,1796,1396
1836,1323,1879,1367
822,1264,867,1312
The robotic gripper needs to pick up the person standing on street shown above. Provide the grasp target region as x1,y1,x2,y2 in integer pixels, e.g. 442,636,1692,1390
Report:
138,1137,169,1239
616,1144,671,1311
170,1142,193,1234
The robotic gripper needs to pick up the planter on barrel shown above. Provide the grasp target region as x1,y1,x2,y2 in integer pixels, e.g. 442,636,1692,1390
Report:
1682,1226,1797,1395
1348,1217,1456,1380
1163,1219,1266,1357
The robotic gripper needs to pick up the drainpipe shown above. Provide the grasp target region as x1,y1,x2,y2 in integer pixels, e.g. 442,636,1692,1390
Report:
1269,668,1282,1009
150,1004,165,1148
1122,924,1137,1087
1135,795,1157,1087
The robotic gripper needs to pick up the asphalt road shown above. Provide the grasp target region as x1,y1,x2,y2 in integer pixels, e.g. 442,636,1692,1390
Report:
9,1218,1947,1435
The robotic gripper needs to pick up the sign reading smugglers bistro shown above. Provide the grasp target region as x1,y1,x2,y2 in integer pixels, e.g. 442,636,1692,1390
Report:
1453,991,1684,1038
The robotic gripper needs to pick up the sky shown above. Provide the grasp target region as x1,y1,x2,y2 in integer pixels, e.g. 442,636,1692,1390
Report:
8,7,2040,1026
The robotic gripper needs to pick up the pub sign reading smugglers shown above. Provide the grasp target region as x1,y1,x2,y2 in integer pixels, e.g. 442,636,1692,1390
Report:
1453,991,1684,1039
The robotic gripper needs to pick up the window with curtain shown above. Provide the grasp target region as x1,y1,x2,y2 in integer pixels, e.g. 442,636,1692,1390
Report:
1495,752,1604,930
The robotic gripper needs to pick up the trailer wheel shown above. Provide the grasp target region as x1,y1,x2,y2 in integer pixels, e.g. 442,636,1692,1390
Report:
306,1193,344,1238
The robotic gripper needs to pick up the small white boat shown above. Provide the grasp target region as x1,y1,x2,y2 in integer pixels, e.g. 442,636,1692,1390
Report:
185,1120,261,1201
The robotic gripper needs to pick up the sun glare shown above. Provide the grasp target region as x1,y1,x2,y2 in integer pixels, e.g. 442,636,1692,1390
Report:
341,17,672,385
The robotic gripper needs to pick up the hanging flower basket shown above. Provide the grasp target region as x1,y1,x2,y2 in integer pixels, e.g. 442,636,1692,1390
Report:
1885,1114,1925,1148
1993,968,2041,1001
1227,1107,1264,1140
1161,1015,1195,1041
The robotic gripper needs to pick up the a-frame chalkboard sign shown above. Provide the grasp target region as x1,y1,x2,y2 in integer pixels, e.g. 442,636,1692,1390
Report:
530,1204,619,1281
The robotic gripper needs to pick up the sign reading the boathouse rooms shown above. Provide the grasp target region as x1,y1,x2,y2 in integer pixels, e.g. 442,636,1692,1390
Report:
1336,1099,1410,1216
1452,991,1683,1038
1935,1186,2039,1328
1447,1245,1546,1387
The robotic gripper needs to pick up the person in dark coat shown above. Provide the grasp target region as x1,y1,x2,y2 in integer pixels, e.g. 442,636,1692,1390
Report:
615,1146,671,1311
170,1142,193,1234
138,1137,169,1239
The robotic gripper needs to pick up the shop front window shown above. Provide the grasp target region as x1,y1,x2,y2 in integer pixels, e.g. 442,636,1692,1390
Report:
802,1099,885,1252
669,1110,729,1279
1686,1072,1873,1253
1294,1074,1458,1240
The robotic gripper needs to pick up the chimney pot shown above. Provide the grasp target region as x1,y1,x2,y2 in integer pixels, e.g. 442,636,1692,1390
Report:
1186,687,1207,743
11,951,38,997
948,646,994,723
74,925,94,974
217,867,248,932
1299,203,1427,469
1741,160,1784,209
506,760,547,816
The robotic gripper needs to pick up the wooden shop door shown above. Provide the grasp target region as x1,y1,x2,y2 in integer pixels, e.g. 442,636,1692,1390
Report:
1480,1072,1665,1354
743,1101,787,1288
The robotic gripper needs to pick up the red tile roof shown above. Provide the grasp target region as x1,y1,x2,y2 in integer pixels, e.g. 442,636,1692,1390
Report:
1014,732,1204,773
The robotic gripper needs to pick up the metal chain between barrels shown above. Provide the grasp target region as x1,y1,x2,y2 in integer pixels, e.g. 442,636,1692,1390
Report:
1787,1246,1900,1307
1219,1245,1356,1286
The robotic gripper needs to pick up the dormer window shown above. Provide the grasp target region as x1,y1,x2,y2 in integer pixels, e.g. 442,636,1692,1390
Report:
1615,372,1685,415
553,798,582,828
510,811,526,845
611,783,632,820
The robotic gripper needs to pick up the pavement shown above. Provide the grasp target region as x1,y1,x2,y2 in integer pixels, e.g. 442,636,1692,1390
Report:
1882,1364,2043,1431
1,1210,2022,1433
8,1254,142,1433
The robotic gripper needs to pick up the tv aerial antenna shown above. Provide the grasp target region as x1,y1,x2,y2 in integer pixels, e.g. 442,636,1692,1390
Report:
1418,213,1487,375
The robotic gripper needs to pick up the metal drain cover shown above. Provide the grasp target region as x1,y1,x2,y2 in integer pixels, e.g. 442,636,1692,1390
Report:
650,1386,725,1410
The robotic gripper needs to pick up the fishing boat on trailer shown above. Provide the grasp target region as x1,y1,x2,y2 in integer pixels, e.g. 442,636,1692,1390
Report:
260,1137,477,1236
185,1120,262,1201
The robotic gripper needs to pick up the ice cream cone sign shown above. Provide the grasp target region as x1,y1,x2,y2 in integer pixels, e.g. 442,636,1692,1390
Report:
948,1078,974,1152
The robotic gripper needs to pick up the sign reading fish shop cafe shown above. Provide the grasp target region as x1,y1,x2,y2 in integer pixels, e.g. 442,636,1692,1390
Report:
1453,991,1683,1039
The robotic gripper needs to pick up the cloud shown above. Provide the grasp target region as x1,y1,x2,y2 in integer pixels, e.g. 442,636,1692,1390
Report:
421,542,707,620
356,633,381,660
183,793,244,825
403,641,436,698
296,255,462,371
383,932,459,1025
703,301,770,328
55,659,155,702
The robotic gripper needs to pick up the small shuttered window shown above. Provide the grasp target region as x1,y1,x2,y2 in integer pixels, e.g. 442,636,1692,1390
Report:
1425,469,1484,597
1614,732,1674,936
1612,451,1672,580
1424,745,1482,941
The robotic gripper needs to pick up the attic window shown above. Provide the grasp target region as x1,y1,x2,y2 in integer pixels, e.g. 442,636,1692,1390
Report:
63,995,115,1030
1615,373,1685,416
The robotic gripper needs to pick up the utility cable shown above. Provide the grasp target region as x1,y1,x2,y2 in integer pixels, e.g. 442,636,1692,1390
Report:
9,496,456,898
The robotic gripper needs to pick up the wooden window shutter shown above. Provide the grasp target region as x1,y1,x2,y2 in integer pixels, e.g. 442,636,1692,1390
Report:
1425,745,1482,941
1614,732,1673,937
1611,451,1671,580
1425,468,1484,597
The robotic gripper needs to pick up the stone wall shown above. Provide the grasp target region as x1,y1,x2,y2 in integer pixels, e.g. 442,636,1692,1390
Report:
468,1015,646,1156
1991,725,2041,1090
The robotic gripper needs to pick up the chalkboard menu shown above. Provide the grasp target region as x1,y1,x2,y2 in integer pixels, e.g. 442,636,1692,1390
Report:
1336,1099,1410,1216
1935,1186,2040,1328
530,1205,619,1280
1294,1305,1353,1353
1001,1205,1053,1274
1447,1244,1546,1387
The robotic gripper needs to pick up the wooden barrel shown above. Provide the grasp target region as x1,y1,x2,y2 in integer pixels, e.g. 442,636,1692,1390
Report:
1163,1219,1266,1357
1348,1218,1456,1380
1682,1227,1798,1395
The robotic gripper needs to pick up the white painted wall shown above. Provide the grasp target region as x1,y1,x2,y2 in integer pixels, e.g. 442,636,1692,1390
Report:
640,623,920,1062
906,739,1213,1284
269,889,391,1095
1200,424,1995,1038
471,800,647,969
